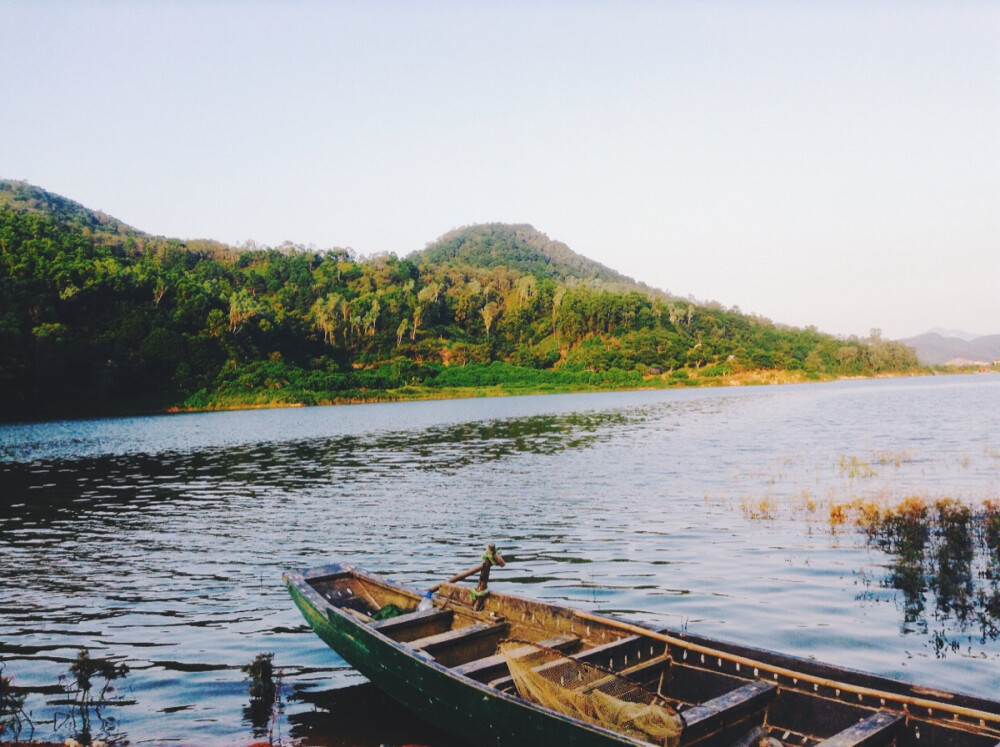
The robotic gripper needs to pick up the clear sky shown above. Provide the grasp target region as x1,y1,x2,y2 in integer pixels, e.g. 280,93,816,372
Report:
2,1,997,340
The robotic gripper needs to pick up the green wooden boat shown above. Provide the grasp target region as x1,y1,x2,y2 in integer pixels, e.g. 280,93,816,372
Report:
284,563,1000,747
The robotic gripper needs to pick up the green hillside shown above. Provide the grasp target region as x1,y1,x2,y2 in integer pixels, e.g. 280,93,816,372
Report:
0,179,920,422
413,223,665,296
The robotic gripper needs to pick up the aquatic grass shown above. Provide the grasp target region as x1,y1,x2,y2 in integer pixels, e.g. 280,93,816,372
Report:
740,497,777,520
839,455,877,478
827,498,885,528
690,485,996,647
829,503,848,526
793,489,817,513
875,449,912,467
55,648,130,746
243,652,287,745
932,500,975,621
1,663,33,743
836,495,1000,647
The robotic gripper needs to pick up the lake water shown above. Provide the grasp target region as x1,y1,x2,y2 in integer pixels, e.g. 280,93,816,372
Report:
2,374,999,746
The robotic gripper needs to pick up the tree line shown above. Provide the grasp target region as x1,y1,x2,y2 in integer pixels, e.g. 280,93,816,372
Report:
0,180,919,421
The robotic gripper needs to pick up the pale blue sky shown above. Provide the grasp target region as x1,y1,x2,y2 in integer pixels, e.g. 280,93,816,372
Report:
3,1,997,340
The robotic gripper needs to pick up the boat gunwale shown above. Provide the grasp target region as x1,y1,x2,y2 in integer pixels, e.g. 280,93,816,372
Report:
284,564,661,747
285,563,1000,745
636,622,1000,728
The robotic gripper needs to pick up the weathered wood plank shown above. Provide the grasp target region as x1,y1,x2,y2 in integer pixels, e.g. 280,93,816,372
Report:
681,680,778,744
813,711,902,747
370,607,454,642
408,621,510,668
409,622,505,651
452,633,582,681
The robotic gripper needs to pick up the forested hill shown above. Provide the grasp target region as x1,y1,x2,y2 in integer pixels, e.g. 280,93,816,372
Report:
413,223,666,297
0,179,919,422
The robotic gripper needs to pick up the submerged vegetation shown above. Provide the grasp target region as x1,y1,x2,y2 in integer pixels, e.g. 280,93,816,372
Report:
0,179,920,421
0,648,130,746
732,445,1000,657
1,663,31,743
743,490,1000,654
57,649,131,746
242,652,287,746
845,496,1000,650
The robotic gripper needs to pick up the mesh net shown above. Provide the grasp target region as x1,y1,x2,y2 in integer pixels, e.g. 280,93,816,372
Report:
499,639,682,747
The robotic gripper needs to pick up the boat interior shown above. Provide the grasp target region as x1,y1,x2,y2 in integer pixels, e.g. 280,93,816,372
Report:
305,569,1000,747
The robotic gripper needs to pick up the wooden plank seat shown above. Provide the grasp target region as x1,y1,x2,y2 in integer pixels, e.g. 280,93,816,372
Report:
370,607,454,643
813,711,902,747
407,621,510,668
680,680,778,745
452,633,582,682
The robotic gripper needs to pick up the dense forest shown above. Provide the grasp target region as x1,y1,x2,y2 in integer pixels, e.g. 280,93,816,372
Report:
0,180,919,422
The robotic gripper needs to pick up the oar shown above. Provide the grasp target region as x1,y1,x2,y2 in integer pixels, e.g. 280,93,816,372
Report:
426,564,484,592
427,547,510,593
572,609,1000,725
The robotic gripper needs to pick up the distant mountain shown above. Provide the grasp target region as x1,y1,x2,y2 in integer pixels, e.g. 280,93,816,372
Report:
901,331,1000,366
411,223,670,298
925,327,982,342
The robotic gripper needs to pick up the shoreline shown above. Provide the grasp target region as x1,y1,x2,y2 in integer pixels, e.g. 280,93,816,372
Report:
162,367,938,415
5,366,994,427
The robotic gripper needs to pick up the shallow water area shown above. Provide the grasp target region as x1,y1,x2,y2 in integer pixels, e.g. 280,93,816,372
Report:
2,374,999,745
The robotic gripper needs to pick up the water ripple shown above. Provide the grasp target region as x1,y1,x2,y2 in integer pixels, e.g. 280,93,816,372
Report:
1,378,999,744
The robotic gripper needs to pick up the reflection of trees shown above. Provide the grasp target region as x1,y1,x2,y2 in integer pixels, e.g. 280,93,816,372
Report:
866,499,1000,654
870,497,930,625
977,507,1000,642
932,501,975,621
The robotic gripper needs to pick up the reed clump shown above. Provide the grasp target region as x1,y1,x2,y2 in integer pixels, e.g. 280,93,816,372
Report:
827,498,889,528
840,495,1000,644
875,449,913,467
839,455,877,478
740,497,777,520
52,648,131,747
243,652,286,745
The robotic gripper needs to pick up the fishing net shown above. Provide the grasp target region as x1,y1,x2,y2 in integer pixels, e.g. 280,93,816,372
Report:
499,640,682,747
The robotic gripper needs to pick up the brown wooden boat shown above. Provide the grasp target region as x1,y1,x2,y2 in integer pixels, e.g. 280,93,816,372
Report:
284,562,1000,747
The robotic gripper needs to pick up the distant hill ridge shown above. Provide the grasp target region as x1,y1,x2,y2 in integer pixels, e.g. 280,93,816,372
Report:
1,178,924,422
901,331,1000,366
412,223,671,298
0,179,235,257
0,179,133,233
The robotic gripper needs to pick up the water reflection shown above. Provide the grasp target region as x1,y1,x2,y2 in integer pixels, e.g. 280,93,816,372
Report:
291,683,465,747
862,498,1000,653
1,377,999,745
0,403,650,745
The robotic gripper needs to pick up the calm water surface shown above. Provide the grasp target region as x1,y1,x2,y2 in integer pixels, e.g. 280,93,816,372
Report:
2,375,999,745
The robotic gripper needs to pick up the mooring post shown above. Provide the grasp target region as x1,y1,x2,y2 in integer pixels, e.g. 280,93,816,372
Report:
472,544,505,611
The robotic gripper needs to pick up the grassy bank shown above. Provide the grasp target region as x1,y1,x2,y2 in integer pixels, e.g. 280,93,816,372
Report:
165,362,936,415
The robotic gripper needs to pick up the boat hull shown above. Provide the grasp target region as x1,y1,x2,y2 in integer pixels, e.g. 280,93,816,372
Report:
285,563,1000,747
286,569,645,747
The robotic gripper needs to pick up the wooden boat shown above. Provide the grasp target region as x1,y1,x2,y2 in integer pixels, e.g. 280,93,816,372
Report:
284,562,1000,747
